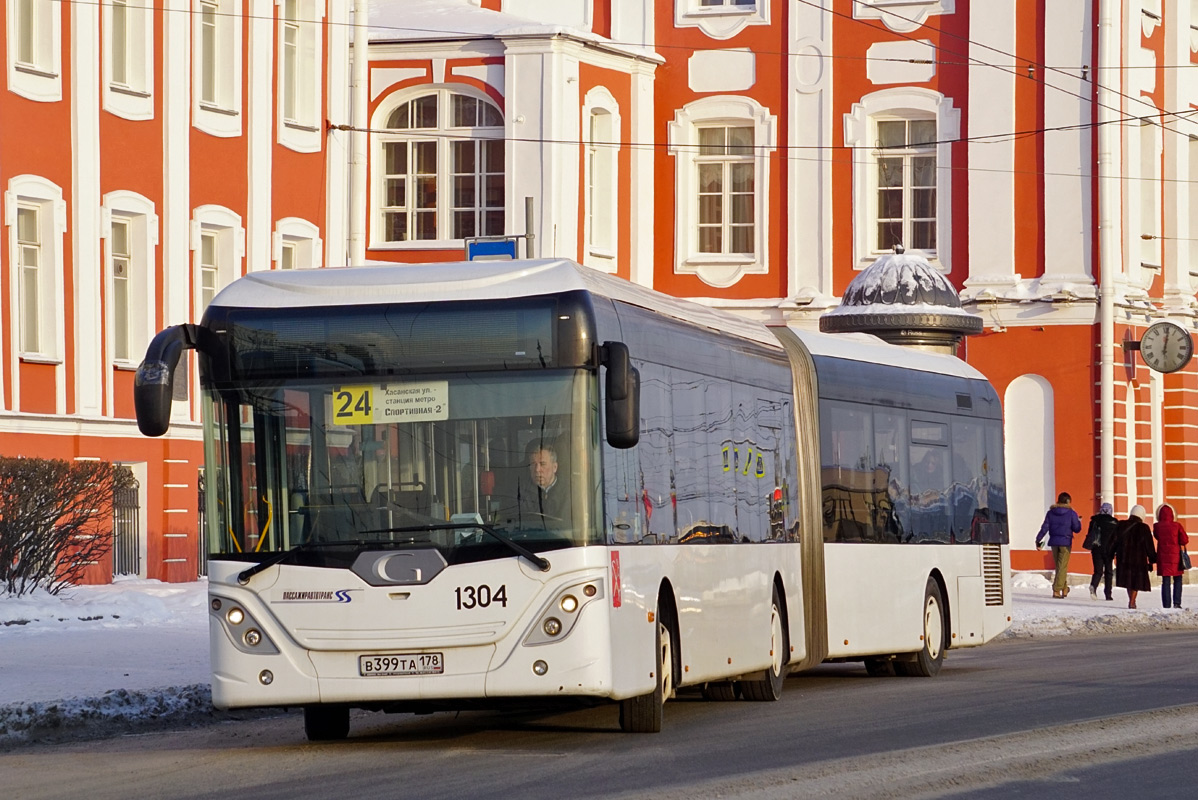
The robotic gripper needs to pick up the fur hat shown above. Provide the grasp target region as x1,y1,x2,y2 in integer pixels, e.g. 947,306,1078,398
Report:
1100,502,1113,515
1129,504,1147,519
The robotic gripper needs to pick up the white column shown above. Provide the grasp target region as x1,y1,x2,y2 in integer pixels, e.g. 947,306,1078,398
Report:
787,0,833,303
325,0,350,269
628,65,655,288
1040,0,1095,291
71,0,102,417
163,0,192,423
1162,0,1197,310
246,0,273,273
962,0,1017,298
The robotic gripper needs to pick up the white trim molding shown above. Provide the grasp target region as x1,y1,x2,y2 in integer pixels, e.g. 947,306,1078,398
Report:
668,95,777,288
192,0,244,138
843,86,959,272
582,86,621,274
6,0,63,102
273,216,323,268
674,0,771,41
853,0,956,34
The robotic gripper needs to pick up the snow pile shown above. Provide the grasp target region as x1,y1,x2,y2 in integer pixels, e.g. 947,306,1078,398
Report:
4,572,1198,746
1,575,207,631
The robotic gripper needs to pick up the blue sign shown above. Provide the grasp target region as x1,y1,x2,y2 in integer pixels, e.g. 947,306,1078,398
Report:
466,238,518,261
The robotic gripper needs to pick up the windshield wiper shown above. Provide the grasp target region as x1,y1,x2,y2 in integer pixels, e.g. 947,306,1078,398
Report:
364,522,551,572
236,539,375,585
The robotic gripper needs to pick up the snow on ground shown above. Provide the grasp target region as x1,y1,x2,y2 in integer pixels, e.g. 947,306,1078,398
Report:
3,572,1198,746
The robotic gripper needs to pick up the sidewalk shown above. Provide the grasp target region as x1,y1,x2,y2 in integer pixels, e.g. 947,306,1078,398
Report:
3,573,1198,744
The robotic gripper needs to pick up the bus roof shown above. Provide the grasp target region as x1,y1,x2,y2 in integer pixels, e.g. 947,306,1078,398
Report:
209,259,985,381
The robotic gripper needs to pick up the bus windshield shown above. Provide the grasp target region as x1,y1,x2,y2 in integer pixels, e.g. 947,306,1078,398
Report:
201,370,602,565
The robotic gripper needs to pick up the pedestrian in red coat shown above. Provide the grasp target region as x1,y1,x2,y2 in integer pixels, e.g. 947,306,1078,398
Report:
1154,503,1190,609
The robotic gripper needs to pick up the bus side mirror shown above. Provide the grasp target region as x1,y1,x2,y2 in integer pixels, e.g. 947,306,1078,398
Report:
601,341,640,449
134,324,221,437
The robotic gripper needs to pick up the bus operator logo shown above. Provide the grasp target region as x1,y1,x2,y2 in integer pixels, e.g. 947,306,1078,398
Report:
278,590,355,603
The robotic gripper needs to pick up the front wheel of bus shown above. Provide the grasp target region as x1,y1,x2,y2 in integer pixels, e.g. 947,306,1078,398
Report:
619,615,674,733
304,705,350,741
741,585,788,702
897,579,946,678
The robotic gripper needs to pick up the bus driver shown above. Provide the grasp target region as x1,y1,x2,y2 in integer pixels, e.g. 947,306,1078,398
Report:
519,441,569,526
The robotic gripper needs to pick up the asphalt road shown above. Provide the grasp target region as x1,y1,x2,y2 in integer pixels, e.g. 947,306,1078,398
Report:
8,631,1198,800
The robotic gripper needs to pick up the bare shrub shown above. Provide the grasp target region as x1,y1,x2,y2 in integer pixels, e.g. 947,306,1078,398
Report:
0,457,134,596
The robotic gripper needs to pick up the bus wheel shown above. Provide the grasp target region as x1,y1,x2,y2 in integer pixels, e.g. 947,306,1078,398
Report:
702,681,738,701
741,585,788,701
304,705,350,741
898,579,946,678
619,614,674,733
864,658,896,677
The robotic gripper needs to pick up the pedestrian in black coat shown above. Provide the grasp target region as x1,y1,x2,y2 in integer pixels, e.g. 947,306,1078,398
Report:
1113,504,1156,609
1084,502,1119,601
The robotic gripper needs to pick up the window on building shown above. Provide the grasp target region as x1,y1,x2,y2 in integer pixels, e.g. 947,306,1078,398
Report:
667,96,776,286
874,117,937,253
111,218,132,361
675,0,769,39
587,112,615,253
274,217,322,268
375,89,504,245
192,206,243,319
193,0,242,137
104,193,157,366
7,0,63,101
17,206,41,354
8,177,66,360
697,124,755,256
844,88,958,271
104,0,153,119
277,0,323,152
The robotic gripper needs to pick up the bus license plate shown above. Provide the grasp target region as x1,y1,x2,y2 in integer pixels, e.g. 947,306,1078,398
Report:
359,653,444,677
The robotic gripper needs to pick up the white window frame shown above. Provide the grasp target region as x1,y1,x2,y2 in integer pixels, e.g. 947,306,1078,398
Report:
273,217,322,269
675,0,770,40
6,0,63,102
582,87,621,273
103,192,158,367
192,0,243,138
371,85,506,249
277,0,324,153
103,0,154,121
844,87,959,272
853,0,955,34
191,206,244,319
667,95,776,288
5,176,66,362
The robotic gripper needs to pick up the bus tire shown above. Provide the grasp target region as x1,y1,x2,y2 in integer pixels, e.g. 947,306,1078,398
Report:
897,578,946,678
741,584,788,702
619,614,673,733
304,705,350,741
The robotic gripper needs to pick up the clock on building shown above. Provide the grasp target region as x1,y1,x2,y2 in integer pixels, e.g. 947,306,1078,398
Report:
1139,320,1195,374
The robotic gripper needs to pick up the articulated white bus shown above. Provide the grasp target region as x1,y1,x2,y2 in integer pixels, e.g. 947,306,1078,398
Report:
135,259,1010,739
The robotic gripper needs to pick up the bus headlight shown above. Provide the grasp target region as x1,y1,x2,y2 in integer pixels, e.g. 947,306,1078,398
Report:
244,629,263,647
210,596,280,655
523,580,605,646
227,607,245,626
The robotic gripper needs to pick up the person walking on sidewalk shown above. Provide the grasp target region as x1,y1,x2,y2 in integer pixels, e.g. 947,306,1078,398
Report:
1084,502,1119,601
1153,503,1189,609
1036,492,1082,598
1114,504,1155,609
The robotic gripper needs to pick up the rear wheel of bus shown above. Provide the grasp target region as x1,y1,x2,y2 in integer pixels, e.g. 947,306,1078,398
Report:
304,704,350,741
741,583,789,701
895,578,946,677
619,608,675,733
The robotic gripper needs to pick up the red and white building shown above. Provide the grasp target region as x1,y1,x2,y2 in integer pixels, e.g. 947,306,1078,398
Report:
0,0,351,581
3,0,1196,582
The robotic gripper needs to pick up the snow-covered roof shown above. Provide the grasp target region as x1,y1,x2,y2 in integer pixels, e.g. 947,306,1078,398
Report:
364,0,659,62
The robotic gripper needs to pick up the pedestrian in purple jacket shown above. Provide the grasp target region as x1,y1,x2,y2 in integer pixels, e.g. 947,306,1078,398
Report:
1036,491,1082,598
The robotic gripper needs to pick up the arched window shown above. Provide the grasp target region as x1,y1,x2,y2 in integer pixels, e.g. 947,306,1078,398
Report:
374,88,505,245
